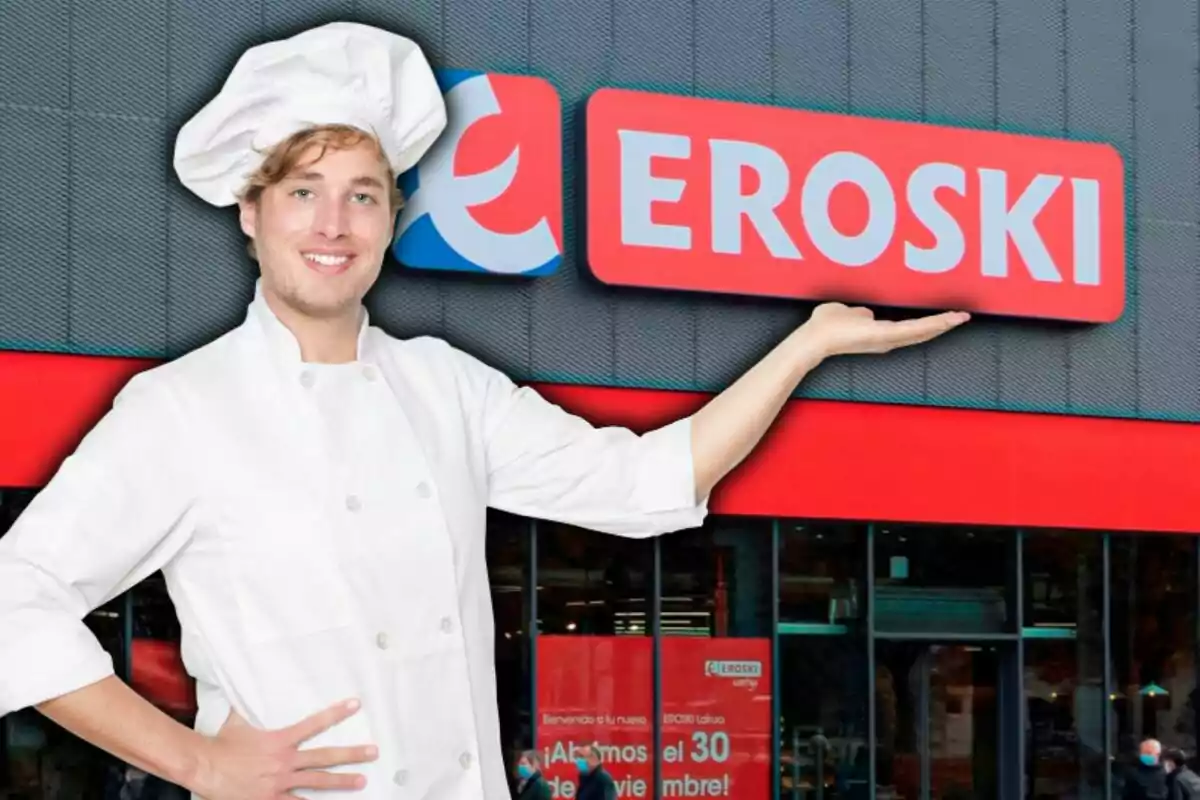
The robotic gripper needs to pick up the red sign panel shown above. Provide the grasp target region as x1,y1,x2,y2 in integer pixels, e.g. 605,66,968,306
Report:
536,635,771,799
130,638,196,718
661,638,772,800
586,87,1125,323
537,636,653,798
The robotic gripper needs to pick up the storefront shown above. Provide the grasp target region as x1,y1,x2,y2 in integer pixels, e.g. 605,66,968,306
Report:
3,490,1198,800
2,1,1199,799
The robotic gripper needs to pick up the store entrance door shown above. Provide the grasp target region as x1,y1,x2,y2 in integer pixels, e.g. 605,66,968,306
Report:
874,640,1021,800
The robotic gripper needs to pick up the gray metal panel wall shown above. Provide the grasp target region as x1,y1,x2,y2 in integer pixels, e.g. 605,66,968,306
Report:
0,0,1193,423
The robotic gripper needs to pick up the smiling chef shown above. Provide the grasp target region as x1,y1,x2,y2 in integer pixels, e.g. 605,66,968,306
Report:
0,20,968,800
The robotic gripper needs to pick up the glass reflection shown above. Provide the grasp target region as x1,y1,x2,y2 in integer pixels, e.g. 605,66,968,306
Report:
778,522,865,629
875,641,1006,800
927,644,999,800
536,522,651,637
130,572,192,724
874,525,1016,635
660,517,772,638
0,489,130,799
1110,534,1198,795
778,523,869,799
661,518,773,800
534,523,653,797
1023,531,1105,799
485,511,532,774
780,637,869,799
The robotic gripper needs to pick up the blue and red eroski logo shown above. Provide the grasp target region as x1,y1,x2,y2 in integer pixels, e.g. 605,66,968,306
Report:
393,70,563,276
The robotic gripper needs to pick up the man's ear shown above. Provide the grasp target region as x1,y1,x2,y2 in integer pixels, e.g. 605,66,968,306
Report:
238,199,258,240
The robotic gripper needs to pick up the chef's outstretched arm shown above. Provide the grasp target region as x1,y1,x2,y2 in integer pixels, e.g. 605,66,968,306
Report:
475,302,968,537
689,302,970,500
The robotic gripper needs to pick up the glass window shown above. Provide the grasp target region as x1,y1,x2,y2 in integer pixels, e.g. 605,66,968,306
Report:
874,525,1017,635
1110,534,1198,793
0,488,130,799
660,517,772,638
123,573,194,798
0,488,37,530
660,517,773,800
534,522,654,798
875,640,1010,800
778,523,869,799
778,521,865,630
485,511,532,773
129,573,189,722
1022,531,1106,800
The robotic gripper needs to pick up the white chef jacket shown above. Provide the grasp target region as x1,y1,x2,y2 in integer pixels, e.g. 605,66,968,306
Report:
0,281,709,799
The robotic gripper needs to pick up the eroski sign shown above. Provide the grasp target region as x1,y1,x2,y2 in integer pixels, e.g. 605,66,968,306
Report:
585,88,1126,323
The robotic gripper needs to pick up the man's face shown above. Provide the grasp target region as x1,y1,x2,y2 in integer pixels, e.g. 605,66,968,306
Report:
240,139,395,321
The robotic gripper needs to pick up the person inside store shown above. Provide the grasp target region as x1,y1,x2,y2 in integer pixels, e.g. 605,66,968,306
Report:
573,743,617,800
513,749,551,800
1124,738,1169,800
0,19,969,800
1164,747,1200,799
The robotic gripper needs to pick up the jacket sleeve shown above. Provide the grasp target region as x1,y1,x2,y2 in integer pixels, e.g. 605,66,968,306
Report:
455,347,709,538
0,373,200,716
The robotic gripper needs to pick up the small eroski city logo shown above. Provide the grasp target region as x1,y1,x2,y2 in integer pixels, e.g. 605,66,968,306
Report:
703,660,763,678
392,69,563,276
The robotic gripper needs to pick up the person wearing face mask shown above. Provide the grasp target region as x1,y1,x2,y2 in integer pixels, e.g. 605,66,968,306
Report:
514,750,551,800
573,743,617,800
1123,738,1169,800
1164,748,1200,800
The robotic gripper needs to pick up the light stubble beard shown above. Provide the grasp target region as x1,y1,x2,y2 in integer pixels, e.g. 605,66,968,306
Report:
264,266,379,325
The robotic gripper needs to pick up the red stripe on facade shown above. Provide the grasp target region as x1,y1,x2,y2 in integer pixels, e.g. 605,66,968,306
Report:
2,350,1197,533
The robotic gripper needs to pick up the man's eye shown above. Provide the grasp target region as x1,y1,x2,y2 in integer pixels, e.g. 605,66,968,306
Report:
291,188,313,199
352,193,377,204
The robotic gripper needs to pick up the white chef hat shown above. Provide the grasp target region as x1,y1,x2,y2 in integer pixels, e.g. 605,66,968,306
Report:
173,21,447,207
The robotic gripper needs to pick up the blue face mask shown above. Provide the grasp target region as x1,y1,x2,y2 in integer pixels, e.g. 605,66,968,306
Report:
517,764,535,779
1141,754,1158,767
575,757,590,773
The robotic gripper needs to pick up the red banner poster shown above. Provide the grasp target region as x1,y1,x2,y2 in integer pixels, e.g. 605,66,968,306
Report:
130,637,196,718
537,636,654,798
536,635,772,799
661,637,772,800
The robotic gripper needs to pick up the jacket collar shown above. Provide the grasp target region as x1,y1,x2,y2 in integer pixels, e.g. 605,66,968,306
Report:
518,772,544,793
245,279,378,372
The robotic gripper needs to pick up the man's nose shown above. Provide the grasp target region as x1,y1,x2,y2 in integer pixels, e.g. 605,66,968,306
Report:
313,196,349,238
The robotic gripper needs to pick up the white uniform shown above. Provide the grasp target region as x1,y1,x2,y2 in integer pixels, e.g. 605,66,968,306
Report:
0,283,708,798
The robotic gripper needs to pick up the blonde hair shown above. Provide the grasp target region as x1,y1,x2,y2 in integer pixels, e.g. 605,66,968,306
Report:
239,124,404,259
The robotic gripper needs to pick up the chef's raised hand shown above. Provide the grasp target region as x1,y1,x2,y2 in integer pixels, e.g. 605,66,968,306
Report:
688,300,970,500
191,699,378,799
800,302,970,358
